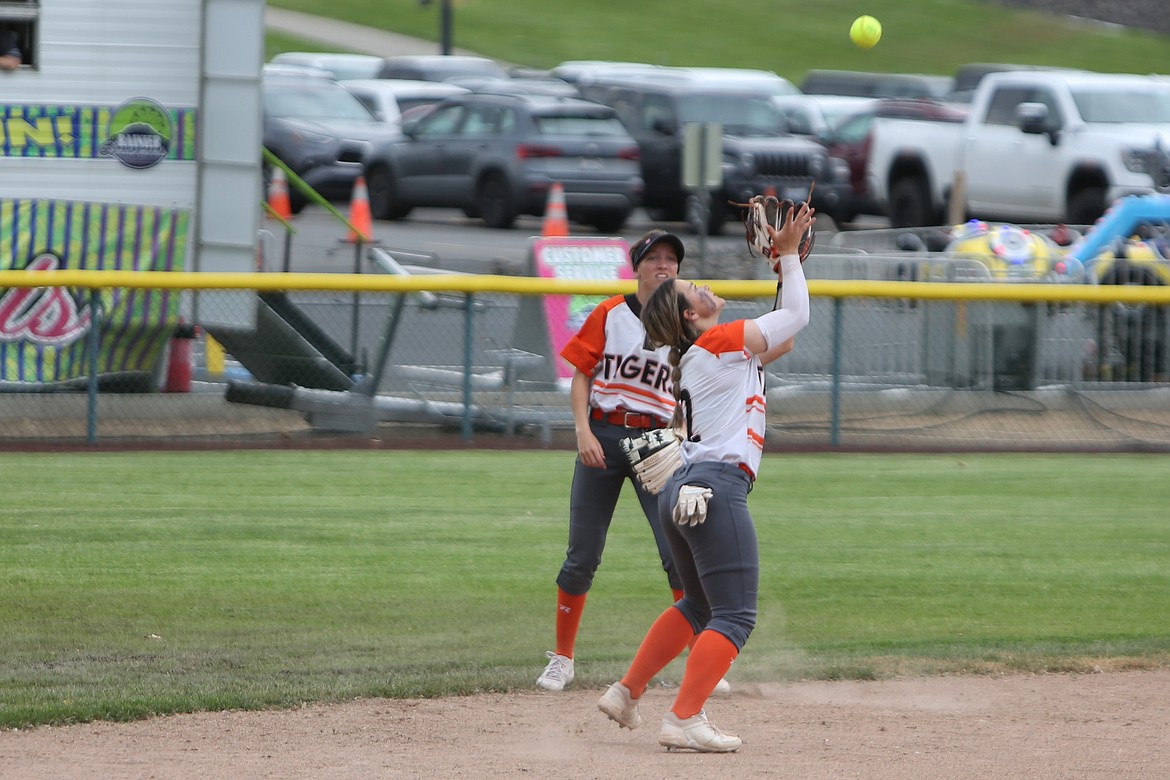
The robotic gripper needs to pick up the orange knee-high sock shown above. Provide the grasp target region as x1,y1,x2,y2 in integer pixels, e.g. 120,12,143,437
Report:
672,588,684,603
672,629,739,719
554,587,587,658
674,593,699,654
619,606,694,698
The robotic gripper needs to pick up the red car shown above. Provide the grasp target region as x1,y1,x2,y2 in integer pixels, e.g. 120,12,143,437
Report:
820,98,967,224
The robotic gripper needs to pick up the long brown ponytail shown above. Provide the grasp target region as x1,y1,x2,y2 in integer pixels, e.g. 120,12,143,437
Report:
642,281,698,430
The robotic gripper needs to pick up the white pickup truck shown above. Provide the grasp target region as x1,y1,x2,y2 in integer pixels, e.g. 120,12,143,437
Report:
866,70,1170,227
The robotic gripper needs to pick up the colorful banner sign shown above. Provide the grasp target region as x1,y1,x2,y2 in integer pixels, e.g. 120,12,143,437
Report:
0,198,190,385
0,99,197,164
531,237,632,380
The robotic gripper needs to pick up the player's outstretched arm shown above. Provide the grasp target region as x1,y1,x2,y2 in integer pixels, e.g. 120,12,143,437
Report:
744,253,810,364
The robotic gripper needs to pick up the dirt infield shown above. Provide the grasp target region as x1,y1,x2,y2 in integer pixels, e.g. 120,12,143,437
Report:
4,670,1167,779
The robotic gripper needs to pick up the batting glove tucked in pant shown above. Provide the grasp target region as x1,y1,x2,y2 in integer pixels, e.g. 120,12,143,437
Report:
672,485,713,526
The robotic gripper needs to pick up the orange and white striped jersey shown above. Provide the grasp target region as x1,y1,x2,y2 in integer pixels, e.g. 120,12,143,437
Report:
560,294,675,421
677,320,766,480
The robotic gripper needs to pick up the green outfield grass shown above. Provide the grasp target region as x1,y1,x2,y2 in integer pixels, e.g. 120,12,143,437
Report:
1,451,1167,728
266,0,1170,81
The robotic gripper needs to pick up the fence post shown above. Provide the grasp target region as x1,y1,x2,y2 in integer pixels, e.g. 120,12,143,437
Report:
281,228,293,273
351,239,363,377
86,289,102,444
830,297,843,448
362,293,407,397
462,292,475,442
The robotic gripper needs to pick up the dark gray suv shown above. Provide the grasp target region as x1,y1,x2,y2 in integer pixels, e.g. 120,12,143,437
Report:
362,93,643,231
262,72,399,213
577,68,844,233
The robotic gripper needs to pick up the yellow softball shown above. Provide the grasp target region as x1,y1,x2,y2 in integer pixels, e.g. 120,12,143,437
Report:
850,15,882,49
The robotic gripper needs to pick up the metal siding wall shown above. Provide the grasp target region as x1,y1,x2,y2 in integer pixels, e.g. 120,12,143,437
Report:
0,160,196,206
200,0,264,258
0,0,263,327
13,0,203,103
197,0,264,326
0,1,202,205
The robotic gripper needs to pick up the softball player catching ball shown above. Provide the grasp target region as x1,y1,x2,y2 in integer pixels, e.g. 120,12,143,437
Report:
597,203,815,752
536,230,687,692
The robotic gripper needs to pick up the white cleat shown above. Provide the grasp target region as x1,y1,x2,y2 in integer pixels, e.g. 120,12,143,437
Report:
536,651,575,691
659,710,742,752
597,681,643,730
712,676,732,695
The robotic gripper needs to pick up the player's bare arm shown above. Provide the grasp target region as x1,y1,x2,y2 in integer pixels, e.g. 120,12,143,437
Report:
570,369,606,468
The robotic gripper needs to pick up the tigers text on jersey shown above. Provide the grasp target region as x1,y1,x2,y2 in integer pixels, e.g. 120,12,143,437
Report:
560,294,675,421
678,320,766,479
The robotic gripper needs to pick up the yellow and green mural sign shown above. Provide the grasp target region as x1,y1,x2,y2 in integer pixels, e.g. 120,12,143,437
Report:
0,98,196,164
0,97,197,387
0,198,191,385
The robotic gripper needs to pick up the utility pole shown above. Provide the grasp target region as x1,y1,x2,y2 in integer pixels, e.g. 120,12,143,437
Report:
423,0,453,54
419,0,453,55
440,0,453,55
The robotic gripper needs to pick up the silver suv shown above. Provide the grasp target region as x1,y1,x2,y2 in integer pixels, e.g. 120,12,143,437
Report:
362,93,643,231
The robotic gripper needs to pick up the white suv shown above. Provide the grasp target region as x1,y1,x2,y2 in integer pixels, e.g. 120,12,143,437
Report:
341,79,470,127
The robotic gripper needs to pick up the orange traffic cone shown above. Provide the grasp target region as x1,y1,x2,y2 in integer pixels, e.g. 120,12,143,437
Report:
267,167,292,220
346,176,373,243
541,182,569,237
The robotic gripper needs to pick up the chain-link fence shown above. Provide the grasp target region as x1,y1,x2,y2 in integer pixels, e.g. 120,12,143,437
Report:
2,255,1169,450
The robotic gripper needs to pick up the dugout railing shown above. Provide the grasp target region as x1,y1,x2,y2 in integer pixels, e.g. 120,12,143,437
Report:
1,268,1169,451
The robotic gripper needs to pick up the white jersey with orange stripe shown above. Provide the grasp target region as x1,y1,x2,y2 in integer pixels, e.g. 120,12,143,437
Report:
560,294,676,422
677,320,766,480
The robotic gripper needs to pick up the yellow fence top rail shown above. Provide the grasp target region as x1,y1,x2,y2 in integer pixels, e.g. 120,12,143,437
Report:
3,270,1170,304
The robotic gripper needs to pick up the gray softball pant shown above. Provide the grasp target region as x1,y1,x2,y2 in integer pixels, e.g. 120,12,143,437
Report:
660,461,759,651
556,417,683,595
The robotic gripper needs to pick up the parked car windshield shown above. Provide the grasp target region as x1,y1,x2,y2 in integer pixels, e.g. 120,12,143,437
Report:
1072,86,1170,124
535,114,629,137
264,81,374,121
676,93,783,135
396,96,450,114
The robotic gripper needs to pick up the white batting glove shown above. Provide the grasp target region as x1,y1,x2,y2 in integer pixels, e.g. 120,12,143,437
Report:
672,484,713,527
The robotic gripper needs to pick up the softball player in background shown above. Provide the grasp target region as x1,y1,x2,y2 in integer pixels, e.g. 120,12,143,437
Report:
536,230,686,692
597,204,815,752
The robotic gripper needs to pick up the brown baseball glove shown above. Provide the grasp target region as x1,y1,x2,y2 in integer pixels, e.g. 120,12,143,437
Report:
730,192,815,267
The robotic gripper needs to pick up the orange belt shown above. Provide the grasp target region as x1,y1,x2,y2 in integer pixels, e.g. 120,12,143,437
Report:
590,407,663,430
